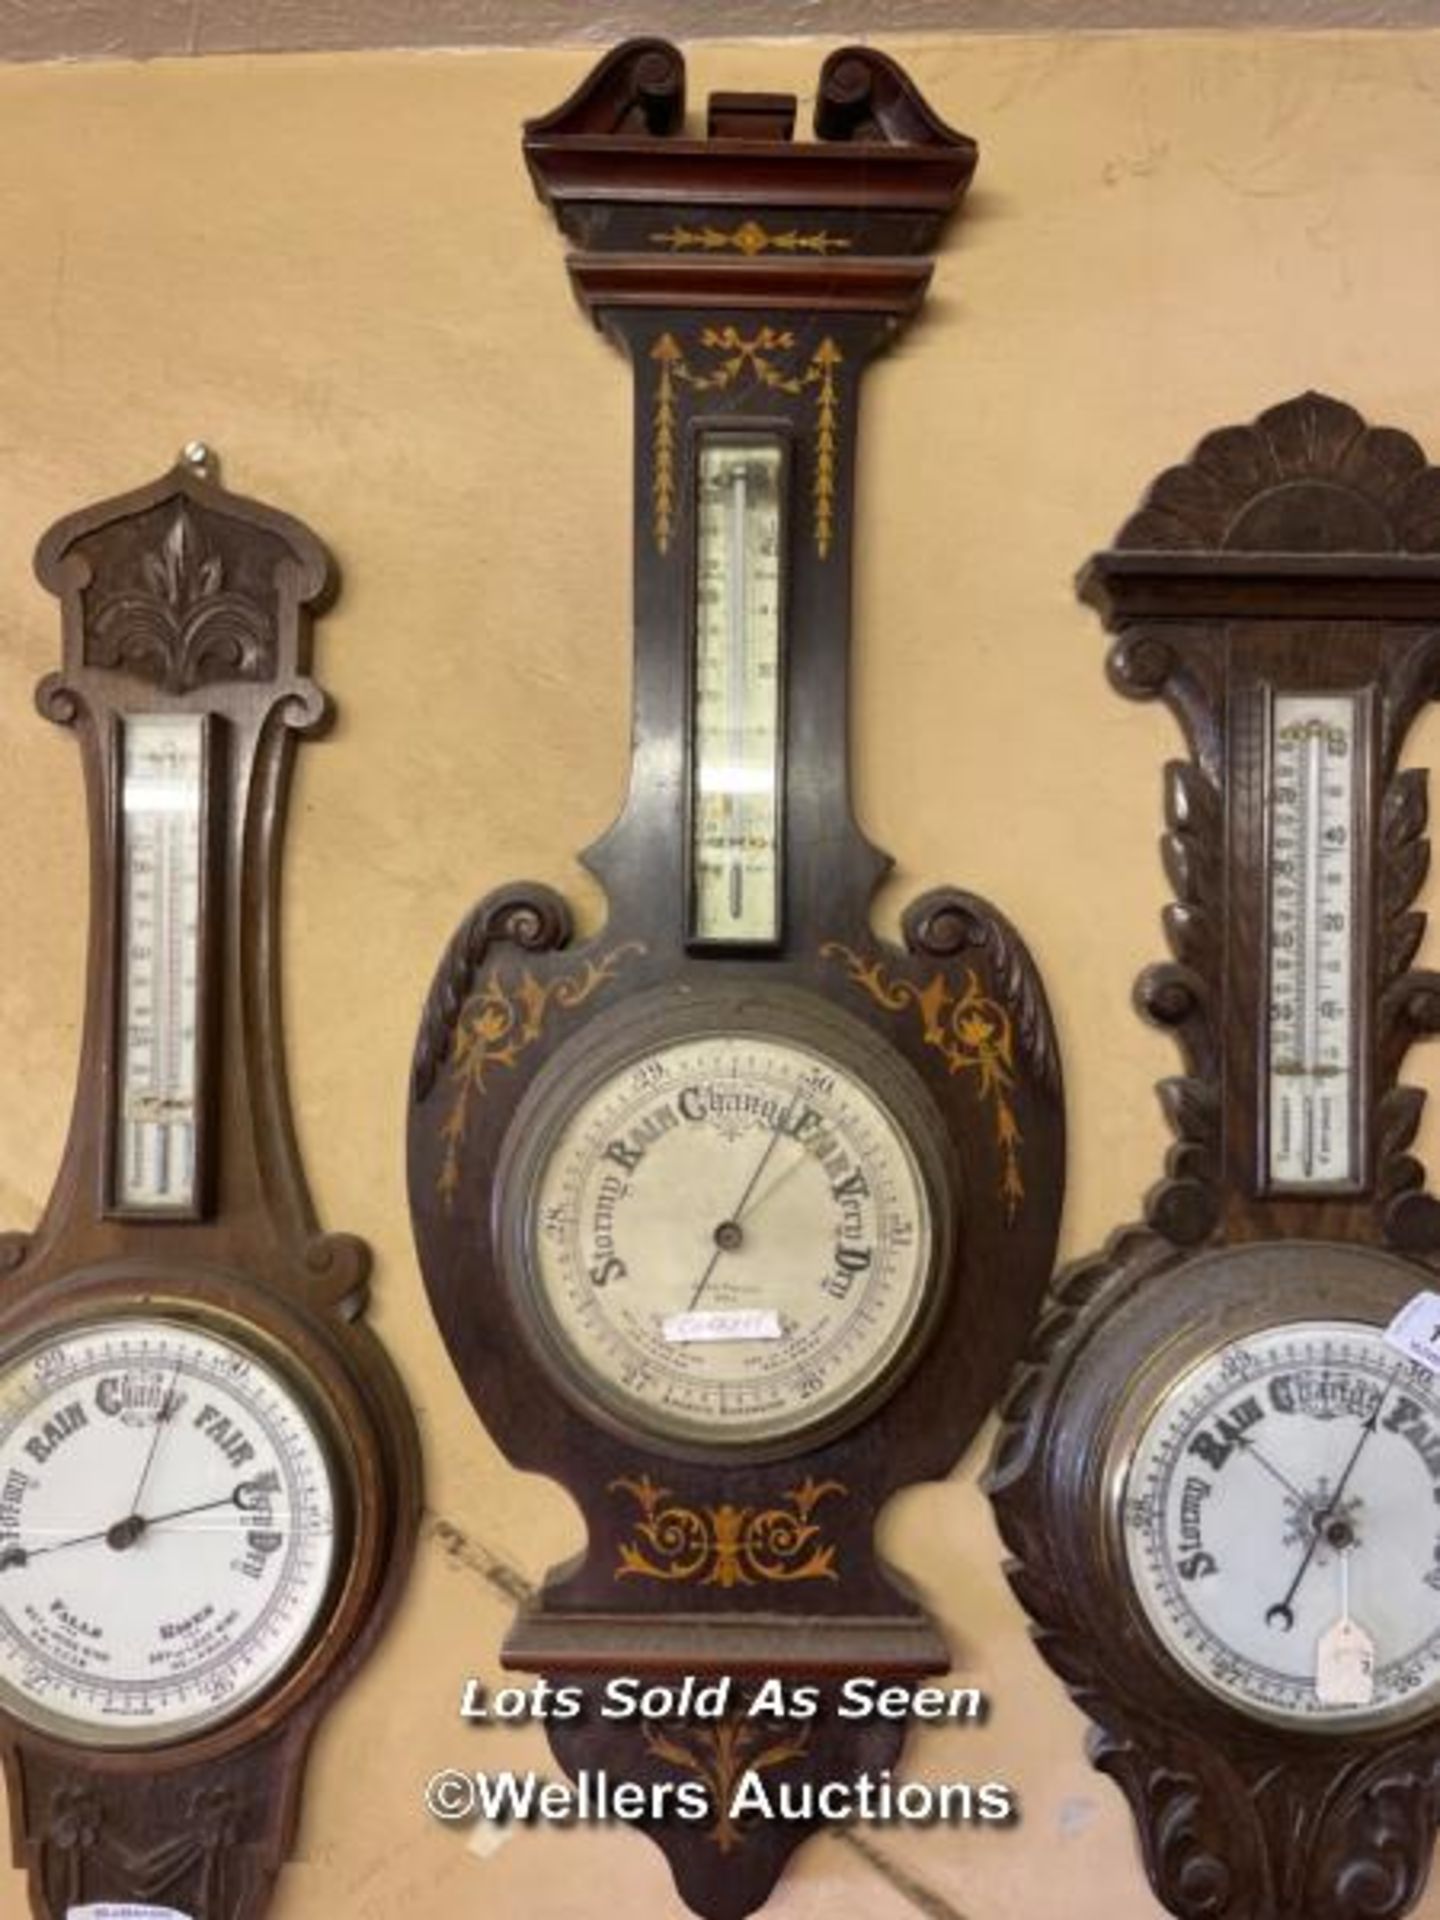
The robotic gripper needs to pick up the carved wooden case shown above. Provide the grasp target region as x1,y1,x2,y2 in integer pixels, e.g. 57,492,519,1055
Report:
0,453,420,1920
990,393,1440,1920
408,40,1063,1920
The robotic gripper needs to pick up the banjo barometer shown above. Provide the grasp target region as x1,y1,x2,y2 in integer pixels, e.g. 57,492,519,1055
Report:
991,392,1440,1919
408,38,1064,1920
0,448,420,1919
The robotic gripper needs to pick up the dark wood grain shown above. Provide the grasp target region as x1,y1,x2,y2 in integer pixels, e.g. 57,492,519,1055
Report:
409,39,1062,1919
991,392,1440,1920
0,450,421,1920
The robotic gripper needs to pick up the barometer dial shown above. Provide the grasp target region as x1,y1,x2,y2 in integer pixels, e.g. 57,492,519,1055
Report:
0,1315,337,1746
1119,1320,1440,1729
501,1006,942,1449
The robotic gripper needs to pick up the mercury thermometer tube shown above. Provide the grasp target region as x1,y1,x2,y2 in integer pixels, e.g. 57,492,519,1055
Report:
116,714,205,1210
690,435,783,944
1267,693,1358,1186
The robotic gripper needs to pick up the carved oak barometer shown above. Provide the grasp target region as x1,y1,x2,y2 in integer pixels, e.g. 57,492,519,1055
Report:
991,392,1440,1920
0,448,420,1919
407,38,1062,1919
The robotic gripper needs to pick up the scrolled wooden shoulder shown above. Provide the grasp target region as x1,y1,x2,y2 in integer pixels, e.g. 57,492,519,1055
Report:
815,45,976,161
523,36,684,140
901,886,1060,1093
411,882,575,1100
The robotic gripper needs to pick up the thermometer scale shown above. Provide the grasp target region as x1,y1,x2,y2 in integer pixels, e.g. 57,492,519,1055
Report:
1266,692,1363,1189
993,391,1440,1920
689,435,783,946
114,712,209,1213
0,445,419,1920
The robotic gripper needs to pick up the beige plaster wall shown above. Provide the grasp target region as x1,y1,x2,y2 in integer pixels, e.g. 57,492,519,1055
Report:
0,28,1438,1920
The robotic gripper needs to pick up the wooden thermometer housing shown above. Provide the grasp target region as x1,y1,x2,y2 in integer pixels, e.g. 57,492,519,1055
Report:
408,39,1063,1920
0,449,420,1920
992,393,1440,1920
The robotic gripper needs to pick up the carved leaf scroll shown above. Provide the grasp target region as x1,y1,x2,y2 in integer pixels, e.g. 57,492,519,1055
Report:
88,504,275,691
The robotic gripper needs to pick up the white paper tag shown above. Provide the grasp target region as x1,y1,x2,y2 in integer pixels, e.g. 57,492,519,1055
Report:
662,1308,782,1344
1316,1617,1376,1707
1383,1291,1440,1374
68,1907,191,1920
68,1909,191,1920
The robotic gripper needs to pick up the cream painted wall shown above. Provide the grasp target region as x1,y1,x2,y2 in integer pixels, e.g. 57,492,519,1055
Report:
0,29,1439,1920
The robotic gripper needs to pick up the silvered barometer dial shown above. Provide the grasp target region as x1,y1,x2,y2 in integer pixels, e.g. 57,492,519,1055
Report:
411,41,1063,1919
991,393,1440,1920
500,1004,941,1447
0,1316,335,1744
1119,1320,1440,1729
0,448,420,1920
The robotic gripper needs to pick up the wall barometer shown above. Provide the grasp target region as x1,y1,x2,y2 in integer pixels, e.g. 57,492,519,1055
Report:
992,392,1440,1920
409,39,1063,1918
0,448,419,1919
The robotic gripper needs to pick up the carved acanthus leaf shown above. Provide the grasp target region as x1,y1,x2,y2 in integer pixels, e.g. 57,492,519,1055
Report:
88,505,274,691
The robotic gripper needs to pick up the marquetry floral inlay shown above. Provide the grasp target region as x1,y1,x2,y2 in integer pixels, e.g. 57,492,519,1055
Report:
610,1473,845,1587
643,1713,811,1854
649,220,852,258
822,943,1026,1220
438,942,645,1201
649,327,843,558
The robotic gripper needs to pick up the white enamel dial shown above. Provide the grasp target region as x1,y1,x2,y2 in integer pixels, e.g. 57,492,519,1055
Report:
1120,1320,1440,1728
0,1316,337,1745
1267,693,1361,1187
512,1022,937,1447
690,435,783,945
116,714,206,1211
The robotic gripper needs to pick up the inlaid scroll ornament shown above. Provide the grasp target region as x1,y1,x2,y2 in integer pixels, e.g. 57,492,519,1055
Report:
437,939,646,1202
643,1713,811,1855
610,1473,844,1586
821,940,1025,1219
650,327,842,558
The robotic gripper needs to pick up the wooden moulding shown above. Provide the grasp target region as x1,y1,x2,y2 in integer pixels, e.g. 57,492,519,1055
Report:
991,392,1440,1920
412,38,1064,1920
0,450,421,1920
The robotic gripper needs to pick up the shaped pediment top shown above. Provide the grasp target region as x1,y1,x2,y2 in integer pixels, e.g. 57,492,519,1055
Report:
1113,392,1440,556
33,445,333,701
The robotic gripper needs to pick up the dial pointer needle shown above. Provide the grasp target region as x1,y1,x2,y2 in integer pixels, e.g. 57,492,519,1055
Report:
1264,1369,1395,1631
1235,1432,1309,1507
0,1480,268,1569
687,1093,801,1314
127,1357,184,1518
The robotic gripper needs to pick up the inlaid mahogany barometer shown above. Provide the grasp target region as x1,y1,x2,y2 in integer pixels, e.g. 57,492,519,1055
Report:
992,392,1440,1920
408,39,1063,1919
0,448,419,1919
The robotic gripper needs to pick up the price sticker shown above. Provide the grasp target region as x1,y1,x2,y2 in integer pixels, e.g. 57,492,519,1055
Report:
69,1907,191,1920
663,1308,782,1345
1383,1291,1440,1374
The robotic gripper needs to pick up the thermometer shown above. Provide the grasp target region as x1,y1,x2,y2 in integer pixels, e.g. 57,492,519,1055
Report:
115,713,208,1212
689,435,783,944
1267,693,1361,1188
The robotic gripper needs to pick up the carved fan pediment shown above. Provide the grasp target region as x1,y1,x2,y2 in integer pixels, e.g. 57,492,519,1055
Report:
1115,392,1440,556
